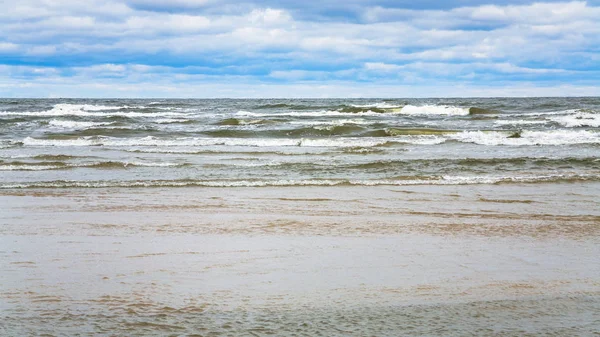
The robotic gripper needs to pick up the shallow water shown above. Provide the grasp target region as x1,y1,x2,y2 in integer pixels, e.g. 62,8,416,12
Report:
2,184,600,335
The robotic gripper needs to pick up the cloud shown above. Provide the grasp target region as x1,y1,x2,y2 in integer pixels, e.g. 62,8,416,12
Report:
0,0,598,97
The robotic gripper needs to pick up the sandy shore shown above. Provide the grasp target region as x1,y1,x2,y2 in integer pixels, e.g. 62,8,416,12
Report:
1,183,600,335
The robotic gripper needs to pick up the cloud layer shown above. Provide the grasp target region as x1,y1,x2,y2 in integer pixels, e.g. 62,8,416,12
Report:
1,0,599,97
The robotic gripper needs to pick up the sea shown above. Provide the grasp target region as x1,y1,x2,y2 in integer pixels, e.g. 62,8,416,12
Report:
1,97,599,188
2,97,600,336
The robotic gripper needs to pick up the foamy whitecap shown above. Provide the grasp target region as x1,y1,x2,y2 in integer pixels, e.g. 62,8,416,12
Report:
289,119,371,126
351,102,402,109
1,103,187,118
237,110,394,118
450,130,600,146
22,136,394,148
154,118,191,124
0,165,65,171
494,120,548,126
56,104,124,111
399,105,471,116
549,112,600,128
48,120,113,129
21,136,300,148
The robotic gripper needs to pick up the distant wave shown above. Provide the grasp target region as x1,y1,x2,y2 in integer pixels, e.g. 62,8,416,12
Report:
236,105,497,117
400,105,470,116
0,104,186,118
350,102,402,109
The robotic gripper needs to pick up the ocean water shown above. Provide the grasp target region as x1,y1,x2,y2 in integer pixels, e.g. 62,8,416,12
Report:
2,98,600,336
1,97,599,188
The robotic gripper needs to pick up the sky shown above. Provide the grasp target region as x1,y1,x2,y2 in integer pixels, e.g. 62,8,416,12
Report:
1,0,599,98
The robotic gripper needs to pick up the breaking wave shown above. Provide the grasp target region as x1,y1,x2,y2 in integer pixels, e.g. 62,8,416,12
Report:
18,129,600,148
1,104,187,118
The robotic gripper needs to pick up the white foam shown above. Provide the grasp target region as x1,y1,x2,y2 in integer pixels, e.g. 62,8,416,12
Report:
351,102,402,109
0,165,64,171
519,109,596,117
298,138,390,148
122,161,183,167
289,119,371,126
1,104,187,118
549,112,600,128
393,136,447,145
48,120,112,129
0,161,183,171
21,136,393,148
399,105,470,116
154,118,191,124
58,104,123,111
450,130,600,146
236,110,392,118
494,120,548,126
19,128,600,150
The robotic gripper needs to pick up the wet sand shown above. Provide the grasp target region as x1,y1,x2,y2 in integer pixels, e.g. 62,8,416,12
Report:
1,183,600,335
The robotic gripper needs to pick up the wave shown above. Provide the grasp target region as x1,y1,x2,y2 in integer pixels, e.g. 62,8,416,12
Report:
17,129,600,148
2,173,597,189
549,112,600,128
48,120,113,129
495,120,548,126
235,110,387,118
33,154,88,160
214,118,273,126
519,109,594,117
255,103,331,110
0,104,187,118
384,128,459,136
289,118,372,126
449,130,600,146
468,107,499,115
342,156,600,170
125,148,332,156
0,164,68,171
204,125,367,138
0,160,186,171
20,136,394,148
236,105,495,117
154,118,194,124
350,102,402,109
399,105,471,116
337,106,390,114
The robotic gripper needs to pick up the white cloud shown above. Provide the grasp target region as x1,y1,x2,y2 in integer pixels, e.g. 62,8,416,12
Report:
25,45,57,56
127,0,215,9
247,8,292,25
0,42,19,52
0,1,598,97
